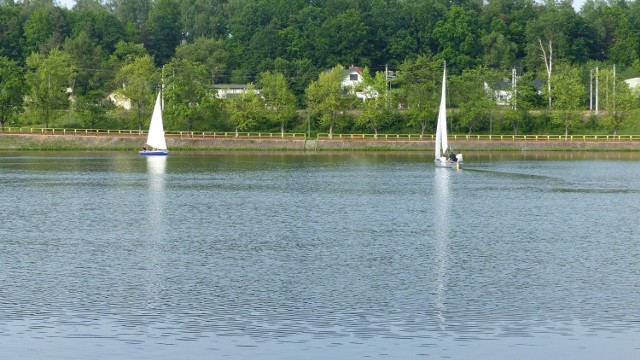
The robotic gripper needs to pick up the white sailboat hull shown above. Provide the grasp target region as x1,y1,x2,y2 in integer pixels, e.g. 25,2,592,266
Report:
435,157,462,169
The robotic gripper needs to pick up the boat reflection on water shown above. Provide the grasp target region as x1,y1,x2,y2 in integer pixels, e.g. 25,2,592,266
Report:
145,155,166,233
433,168,451,331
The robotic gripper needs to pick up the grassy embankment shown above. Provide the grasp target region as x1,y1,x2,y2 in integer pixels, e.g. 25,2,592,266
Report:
1,132,640,151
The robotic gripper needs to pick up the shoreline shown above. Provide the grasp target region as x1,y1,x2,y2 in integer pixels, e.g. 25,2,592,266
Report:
1,133,640,151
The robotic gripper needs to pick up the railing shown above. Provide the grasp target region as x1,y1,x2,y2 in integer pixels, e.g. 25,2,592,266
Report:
3,127,640,142
317,133,430,140
169,131,306,139
317,133,640,141
1,127,306,140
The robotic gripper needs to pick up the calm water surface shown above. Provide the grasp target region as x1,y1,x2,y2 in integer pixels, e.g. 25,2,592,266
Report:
1,151,639,359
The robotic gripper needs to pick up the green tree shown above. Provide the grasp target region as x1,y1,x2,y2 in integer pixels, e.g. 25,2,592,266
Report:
110,41,149,65
75,89,109,129
356,70,391,136
318,8,372,68
68,0,126,56
114,55,158,130
550,64,584,136
598,67,638,135
174,37,229,84
432,5,482,73
141,0,181,65
305,65,348,138
450,66,496,135
0,1,23,61
525,2,566,109
63,31,107,95
225,84,264,135
398,55,441,137
24,49,76,129
258,71,297,136
22,5,68,55
163,58,209,131
0,56,24,130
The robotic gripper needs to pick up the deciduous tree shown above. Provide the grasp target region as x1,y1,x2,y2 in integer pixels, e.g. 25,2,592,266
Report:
258,71,297,136
24,49,76,128
0,56,24,130
114,55,158,130
305,65,347,138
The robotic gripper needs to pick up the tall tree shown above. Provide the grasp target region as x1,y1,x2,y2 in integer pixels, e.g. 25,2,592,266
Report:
114,55,158,130
0,56,24,130
398,56,441,137
0,1,23,61
225,83,264,135
356,69,392,137
598,67,637,135
258,71,297,136
432,5,482,73
450,66,496,135
163,58,208,131
22,5,68,55
305,65,348,138
24,49,76,128
174,37,229,84
63,31,107,95
550,63,584,136
140,0,181,65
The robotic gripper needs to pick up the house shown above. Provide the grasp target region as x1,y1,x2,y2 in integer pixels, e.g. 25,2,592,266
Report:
108,92,132,110
341,65,379,102
484,79,515,106
342,66,364,90
211,84,260,99
624,77,640,90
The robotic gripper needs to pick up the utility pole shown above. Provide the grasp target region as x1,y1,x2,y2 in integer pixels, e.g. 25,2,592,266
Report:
385,64,389,108
595,67,599,115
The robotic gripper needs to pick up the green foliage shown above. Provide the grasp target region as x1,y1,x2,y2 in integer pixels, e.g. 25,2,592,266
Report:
226,83,264,133
24,49,76,128
305,65,348,137
174,37,229,84
74,89,109,129
258,71,297,136
163,58,209,131
450,66,496,135
114,55,158,130
0,56,24,129
550,63,585,136
355,70,392,135
3,0,640,136
398,55,441,136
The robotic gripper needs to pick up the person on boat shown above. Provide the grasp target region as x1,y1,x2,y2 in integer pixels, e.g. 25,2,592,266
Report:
142,146,148,152
449,151,458,162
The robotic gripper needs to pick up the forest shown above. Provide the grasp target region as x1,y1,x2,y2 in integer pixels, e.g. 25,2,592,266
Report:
2,0,640,136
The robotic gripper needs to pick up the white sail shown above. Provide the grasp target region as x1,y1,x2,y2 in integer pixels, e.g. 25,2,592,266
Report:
146,92,167,150
435,63,448,159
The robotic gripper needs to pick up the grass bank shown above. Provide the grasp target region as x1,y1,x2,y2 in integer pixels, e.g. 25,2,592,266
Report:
1,133,640,151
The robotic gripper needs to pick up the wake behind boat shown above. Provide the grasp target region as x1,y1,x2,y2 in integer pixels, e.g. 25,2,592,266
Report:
434,62,462,169
139,92,169,156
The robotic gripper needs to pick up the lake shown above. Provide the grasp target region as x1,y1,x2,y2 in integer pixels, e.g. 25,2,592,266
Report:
1,151,639,359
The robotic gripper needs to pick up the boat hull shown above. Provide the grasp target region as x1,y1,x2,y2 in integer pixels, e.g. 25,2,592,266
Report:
435,158,462,169
139,150,169,156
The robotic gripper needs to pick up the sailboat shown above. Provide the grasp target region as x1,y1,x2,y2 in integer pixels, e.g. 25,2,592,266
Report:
139,92,169,156
434,62,462,168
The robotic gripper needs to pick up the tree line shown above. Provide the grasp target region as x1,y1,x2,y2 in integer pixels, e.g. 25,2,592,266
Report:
2,0,640,136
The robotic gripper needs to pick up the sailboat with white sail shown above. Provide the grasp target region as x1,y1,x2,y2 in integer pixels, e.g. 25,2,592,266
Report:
434,62,462,168
139,92,169,156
